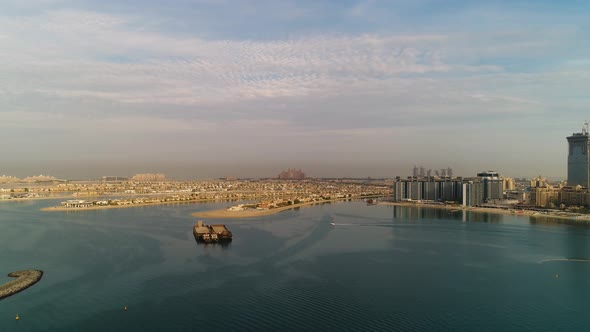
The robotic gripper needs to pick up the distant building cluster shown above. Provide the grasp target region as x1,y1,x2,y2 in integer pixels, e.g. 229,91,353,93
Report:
22,175,60,183
395,123,590,210
412,165,453,178
528,125,590,208
526,127,590,208
130,173,167,182
393,171,504,207
278,169,306,180
505,123,590,209
101,176,128,182
0,175,20,183
0,174,59,183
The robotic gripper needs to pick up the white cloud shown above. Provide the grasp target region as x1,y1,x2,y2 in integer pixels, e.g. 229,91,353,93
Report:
0,7,585,178
0,9,505,109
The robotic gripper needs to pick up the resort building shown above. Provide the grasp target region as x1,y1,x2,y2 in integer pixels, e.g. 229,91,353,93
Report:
61,200,93,208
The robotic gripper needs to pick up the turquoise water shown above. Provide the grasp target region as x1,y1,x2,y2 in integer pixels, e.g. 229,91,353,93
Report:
1,200,590,331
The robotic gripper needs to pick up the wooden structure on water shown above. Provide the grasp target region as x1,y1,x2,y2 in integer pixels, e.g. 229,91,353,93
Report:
193,220,233,243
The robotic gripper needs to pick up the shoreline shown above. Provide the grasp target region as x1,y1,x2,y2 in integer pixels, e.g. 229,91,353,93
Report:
41,198,244,212
39,194,590,225
1,195,79,202
5,191,232,203
192,197,377,219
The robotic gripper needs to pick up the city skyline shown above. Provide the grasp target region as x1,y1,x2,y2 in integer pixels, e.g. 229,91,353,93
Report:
1,1,589,179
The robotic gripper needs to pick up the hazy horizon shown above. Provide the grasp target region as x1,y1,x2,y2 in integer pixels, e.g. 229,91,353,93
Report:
1,1,587,180
0,160,566,181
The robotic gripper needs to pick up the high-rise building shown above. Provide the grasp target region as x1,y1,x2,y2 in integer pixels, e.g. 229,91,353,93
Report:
447,167,453,178
278,169,306,180
131,173,166,182
567,124,590,187
503,177,515,191
411,165,454,178
393,170,504,206
530,176,547,188
462,181,484,207
102,176,128,182
477,171,503,202
393,176,463,203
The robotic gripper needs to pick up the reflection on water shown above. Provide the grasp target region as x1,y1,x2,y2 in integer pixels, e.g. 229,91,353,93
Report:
194,240,232,249
529,215,590,227
464,211,504,223
3,200,590,331
391,205,504,223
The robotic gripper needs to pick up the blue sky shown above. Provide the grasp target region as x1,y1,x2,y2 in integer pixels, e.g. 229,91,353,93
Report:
0,0,589,179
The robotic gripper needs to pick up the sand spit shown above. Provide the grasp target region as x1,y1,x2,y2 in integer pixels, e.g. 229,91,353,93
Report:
192,197,363,219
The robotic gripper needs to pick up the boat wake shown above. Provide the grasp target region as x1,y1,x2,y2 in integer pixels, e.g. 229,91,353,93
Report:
330,222,393,227
539,258,590,263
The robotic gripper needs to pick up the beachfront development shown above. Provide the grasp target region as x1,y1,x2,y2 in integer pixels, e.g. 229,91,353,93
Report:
38,179,392,211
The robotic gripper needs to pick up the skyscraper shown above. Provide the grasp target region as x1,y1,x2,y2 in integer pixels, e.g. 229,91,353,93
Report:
567,123,590,188
476,171,503,201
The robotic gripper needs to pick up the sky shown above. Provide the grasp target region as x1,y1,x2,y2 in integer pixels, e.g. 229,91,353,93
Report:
1,0,589,179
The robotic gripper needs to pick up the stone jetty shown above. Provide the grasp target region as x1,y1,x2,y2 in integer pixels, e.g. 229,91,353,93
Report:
0,270,43,300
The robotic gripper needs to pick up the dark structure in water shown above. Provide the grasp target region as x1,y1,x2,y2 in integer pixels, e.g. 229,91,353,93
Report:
193,220,233,243
0,270,43,300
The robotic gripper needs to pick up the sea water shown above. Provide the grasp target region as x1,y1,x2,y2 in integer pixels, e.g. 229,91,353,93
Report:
1,199,590,331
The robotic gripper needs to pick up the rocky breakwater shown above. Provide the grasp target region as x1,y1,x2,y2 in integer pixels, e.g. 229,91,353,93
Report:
0,270,43,300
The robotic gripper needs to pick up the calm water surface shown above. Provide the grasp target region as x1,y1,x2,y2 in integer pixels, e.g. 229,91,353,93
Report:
1,200,590,331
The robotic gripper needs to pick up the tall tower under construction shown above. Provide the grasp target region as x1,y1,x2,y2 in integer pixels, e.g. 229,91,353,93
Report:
567,122,590,188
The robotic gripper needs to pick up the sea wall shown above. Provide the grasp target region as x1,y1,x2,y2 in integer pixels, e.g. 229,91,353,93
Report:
0,270,43,300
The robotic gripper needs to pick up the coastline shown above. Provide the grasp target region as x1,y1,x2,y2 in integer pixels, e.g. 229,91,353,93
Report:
192,197,362,219
6,191,229,203
41,198,242,212
1,195,78,202
40,194,590,225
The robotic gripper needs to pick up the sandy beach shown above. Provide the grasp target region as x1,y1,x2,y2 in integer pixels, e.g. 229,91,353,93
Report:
191,198,359,219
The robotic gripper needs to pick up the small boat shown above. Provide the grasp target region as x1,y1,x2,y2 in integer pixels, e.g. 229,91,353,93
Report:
330,222,336,226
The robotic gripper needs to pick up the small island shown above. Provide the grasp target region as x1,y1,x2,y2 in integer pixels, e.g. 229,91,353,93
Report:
0,270,43,300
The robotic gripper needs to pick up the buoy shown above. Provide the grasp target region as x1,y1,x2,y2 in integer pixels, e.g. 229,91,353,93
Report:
124,306,128,311
16,314,19,321
555,274,559,278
